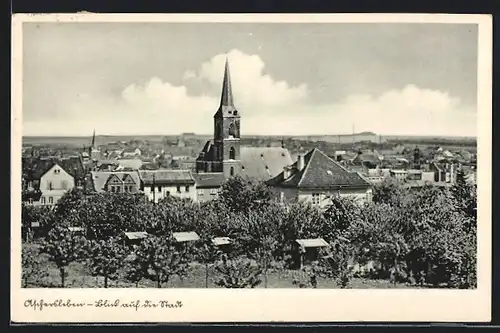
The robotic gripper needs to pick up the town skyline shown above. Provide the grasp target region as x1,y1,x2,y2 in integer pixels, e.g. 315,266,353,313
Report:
23,22,478,137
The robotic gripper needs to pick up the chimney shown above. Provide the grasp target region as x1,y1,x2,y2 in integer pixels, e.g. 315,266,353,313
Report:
297,153,305,171
283,166,291,179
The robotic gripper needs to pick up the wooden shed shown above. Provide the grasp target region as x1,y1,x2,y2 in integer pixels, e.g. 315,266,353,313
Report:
124,231,149,247
211,236,233,253
293,238,330,269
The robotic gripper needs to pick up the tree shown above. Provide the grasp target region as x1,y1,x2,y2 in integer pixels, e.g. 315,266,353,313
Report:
134,235,189,288
22,245,48,287
87,237,126,288
196,237,222,288
318,241,354,288
214,254,262,288
218,175,273,213
40,225,88,287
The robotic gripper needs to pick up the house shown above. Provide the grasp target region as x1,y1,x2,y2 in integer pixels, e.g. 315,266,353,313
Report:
90,171,142,193
22,157,85,206
139,169,196,203
266,148,373,208
192,172,225,203
37,162,75,206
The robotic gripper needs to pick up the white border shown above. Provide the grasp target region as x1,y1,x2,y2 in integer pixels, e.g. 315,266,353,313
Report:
11,13,492,323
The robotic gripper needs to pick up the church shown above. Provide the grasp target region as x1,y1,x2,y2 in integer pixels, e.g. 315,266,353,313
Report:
195,58,293,182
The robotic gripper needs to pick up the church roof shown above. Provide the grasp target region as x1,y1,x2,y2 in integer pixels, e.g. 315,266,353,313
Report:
267,148,372,190
240,147,293,181
220,57,234,108
214,58,238,117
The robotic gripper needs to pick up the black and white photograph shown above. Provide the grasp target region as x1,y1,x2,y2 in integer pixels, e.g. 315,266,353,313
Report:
11,14,492,323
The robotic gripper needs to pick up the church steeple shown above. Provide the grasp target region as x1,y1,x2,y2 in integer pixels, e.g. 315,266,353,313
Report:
220,57,234,108
91,129,96,148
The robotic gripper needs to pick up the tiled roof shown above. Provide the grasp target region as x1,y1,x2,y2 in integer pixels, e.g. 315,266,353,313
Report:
139,169,195,185
240,147,293,181
192,172,225,188
267,148,372,190
29,157,84,180
91,171,141,193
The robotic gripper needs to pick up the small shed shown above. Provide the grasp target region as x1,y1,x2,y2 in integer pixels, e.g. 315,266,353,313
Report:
31,221,40,228
124,231,149,247
68,226,85,236
212,236,233,252
173,231,200,243
293,238,330,269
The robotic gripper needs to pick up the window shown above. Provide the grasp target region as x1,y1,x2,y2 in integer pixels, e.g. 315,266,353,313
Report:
124,186,128,193
228,123,236,138
54,169,60,175
150,186,155,192
157,186,162,192
209,188,218,195
28,198,33,205
229,147,236,160
166,191,170,196
197,189,204,196
185,185,190,192
48,197,54,204
61,180,67,190
312,193,321,206
366,191,373,202
48,182,53,190
230,167,234,177
176,185,181,193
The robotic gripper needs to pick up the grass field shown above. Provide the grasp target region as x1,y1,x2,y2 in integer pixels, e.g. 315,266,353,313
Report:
24,245,417,289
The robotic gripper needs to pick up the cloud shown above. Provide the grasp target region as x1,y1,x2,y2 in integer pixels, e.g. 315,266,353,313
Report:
22,49,476,137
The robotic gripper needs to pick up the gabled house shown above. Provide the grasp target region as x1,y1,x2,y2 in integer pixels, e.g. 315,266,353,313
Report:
22,157,84,206
90,171,141,194
266,148,373,208
37,163,75,206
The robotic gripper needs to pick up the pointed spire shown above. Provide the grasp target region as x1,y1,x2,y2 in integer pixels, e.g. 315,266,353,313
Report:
91,129,96,148
220,56,234,107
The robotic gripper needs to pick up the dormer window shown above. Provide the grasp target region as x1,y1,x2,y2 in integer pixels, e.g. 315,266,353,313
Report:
233,111,238,116
54,169,60,175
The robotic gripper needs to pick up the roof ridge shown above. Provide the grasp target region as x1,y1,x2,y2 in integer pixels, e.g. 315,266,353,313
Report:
316,148,350,172
296,148,315,188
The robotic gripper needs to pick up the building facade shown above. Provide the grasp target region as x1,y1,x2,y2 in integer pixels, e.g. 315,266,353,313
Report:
139,170,197,203
38,163,75,206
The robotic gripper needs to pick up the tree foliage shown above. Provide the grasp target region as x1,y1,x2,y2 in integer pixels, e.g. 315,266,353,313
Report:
214,254,262,288
133,235,189,288
40,225,88,287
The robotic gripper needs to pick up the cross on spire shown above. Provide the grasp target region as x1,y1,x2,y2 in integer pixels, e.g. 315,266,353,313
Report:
220,56,234,107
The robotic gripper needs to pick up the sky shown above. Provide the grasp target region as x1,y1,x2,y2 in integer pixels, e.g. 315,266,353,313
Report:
22,22,478,137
